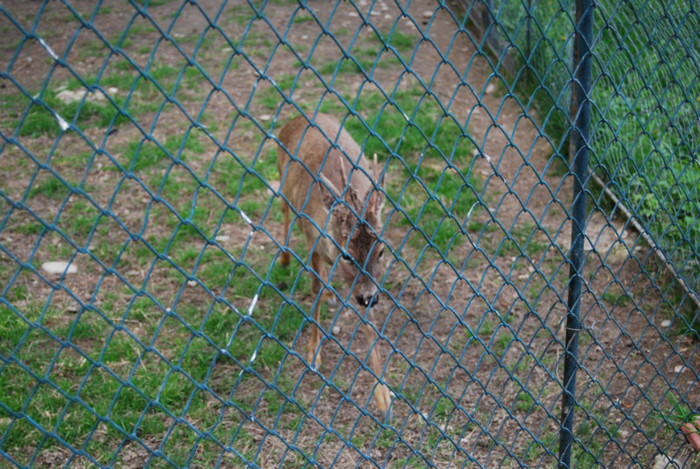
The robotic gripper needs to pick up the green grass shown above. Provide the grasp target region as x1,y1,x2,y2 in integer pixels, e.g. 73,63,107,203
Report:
492,331,511,357
571,399,619,468
119,130,203,172
0,45,305,459
514,390,535,413
385,30,417,53
601,287,632,307
27,175,70,200
314,29,419,79
7,60,202,138
292,15,315,24
654,393,700,447
135,0,174,8
450,326,476,355
0,249,311,463
226,4,258,26
477,318,494,336
13,87,125,137
317,58,366,76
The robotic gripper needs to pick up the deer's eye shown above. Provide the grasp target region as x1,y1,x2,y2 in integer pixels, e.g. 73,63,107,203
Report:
377,248,385,260
341,253,352,262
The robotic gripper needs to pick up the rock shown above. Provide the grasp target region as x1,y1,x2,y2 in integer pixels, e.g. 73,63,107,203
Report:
485,83,496,95
56,88,107,104
56,89,83,104
332,325,341,335
215,235,230,242
41,261,77,275
652,454,680,469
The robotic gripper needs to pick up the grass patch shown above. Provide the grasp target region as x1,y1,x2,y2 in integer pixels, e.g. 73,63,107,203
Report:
601,286,632,308
12,87,128,137
119,130,203,172
317,57,367,76
385,30,418,54
514,390,535,413
28,175,71,200
0,252,312,462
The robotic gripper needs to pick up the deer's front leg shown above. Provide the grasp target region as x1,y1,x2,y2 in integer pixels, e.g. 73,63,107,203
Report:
364,323,392,421
307,251,326,370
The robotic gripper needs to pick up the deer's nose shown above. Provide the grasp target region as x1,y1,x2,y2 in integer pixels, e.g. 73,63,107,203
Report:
356,294,379,308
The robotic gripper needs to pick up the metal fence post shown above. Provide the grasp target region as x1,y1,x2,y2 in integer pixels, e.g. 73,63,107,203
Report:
559,0,594,467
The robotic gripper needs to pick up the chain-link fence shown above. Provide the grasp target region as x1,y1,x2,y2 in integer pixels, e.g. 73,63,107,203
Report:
1,0,697,467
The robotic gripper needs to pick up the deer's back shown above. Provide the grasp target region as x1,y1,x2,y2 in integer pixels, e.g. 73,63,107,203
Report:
277,113,372,211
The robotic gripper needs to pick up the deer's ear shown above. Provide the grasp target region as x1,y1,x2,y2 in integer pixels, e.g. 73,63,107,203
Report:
339,155,366,213
339,154,348,189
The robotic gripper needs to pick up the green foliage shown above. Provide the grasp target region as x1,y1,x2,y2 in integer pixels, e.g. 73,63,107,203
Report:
590,0,699,286
514,391,535,413
498,0,698,308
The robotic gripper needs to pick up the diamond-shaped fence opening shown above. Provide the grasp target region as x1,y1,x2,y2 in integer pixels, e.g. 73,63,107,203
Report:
1,0,698,467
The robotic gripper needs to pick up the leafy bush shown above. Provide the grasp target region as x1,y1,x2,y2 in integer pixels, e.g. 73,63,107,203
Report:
590,0,699,280
491,0,699,287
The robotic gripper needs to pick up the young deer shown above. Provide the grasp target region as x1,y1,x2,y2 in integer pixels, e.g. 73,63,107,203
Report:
277,113,391,418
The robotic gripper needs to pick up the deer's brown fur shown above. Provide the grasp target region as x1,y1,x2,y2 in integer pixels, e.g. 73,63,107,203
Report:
277,113,391,418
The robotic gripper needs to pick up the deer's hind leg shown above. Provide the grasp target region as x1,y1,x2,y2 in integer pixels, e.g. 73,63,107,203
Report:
279,198,291,267
277,149,292,268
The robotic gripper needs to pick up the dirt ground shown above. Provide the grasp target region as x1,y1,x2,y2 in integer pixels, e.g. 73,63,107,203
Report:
0,0,697,467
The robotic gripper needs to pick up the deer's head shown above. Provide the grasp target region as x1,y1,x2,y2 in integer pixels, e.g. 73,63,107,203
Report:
321,155,385,308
